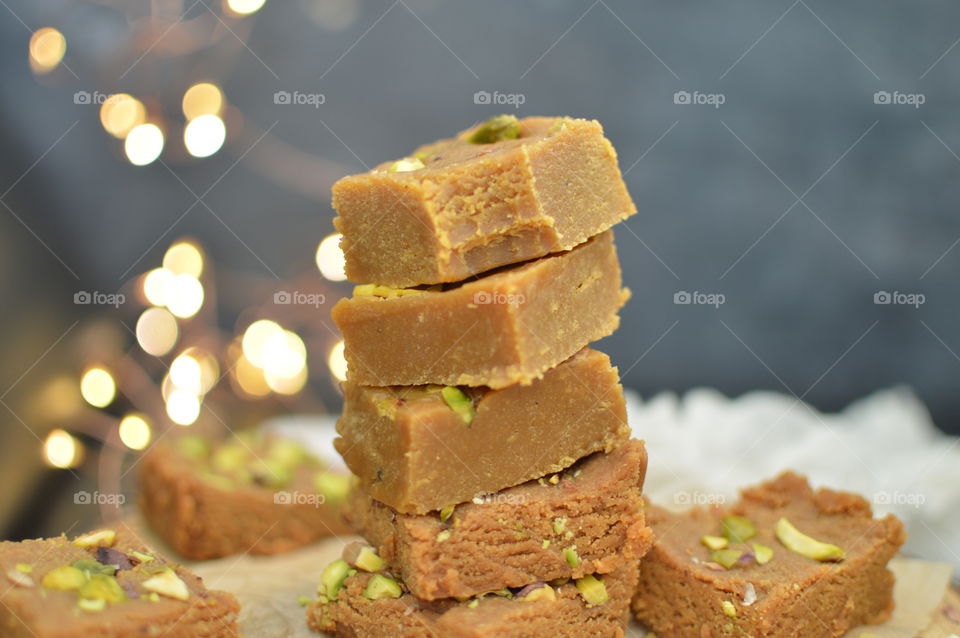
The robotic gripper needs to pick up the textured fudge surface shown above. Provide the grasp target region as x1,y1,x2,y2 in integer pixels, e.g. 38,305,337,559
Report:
139,432,351,560
307,561,639,638
332,230,628,389
345,440,651,600
0,524,239,638
632,472,906,638
333,116,637,287
336,347,630,514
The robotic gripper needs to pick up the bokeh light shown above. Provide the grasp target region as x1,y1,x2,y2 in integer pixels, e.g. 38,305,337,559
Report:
124,123,164,166
169,353,203,394
184,114,226,158
29,28,66,73
99,94,146,139
80,368,116,408
328,340,347,382
265,364,307,395
234,353,271,397
162,242,204,278
165,274,204,318
166,389,200,425
316,233,347,281
242,320,283,368
226,0,267,16
182,83,224,119
44,429,82,469
135,307,179,356
142,268,174,306
262,330,307,378
118,414,151,450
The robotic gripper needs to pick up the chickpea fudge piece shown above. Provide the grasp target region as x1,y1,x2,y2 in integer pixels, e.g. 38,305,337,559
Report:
632,473,907,638
344,441,652,601
0,524,239,637
333,115,638,288
139,431,352,560
306,551,640,638
332,230,628,389
337,348,630,514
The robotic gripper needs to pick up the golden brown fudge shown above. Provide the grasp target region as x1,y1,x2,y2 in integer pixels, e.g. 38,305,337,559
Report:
333,115,637,287
336,347,629,514
0,524,239,637
139,431,352,560
632,472,907,638
332,230,628,389
345,441,651,600
307,559,639,638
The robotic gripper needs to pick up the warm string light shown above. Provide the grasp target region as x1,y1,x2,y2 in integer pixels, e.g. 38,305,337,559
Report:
328,340,347,382
316,233,347,281
44,429,82,468
80,368,116,408
125,124,164,166
225,0,267,16
118,414,152,450
29,28,66,74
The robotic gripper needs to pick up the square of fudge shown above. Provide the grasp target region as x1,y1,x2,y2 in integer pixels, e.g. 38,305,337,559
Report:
333,115,637,288
331,230,628,389
336,347,630,514
307,558,640,638
139,430,352,560
0,524,239,637
632,472,906,638
345,440,652,600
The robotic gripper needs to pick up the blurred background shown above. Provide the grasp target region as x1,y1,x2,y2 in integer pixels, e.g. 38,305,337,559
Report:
1,0,958,542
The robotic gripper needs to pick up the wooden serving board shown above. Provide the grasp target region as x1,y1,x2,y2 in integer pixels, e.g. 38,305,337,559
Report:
173,533,958,638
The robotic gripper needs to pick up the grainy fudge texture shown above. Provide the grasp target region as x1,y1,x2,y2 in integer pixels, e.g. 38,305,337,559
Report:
139,432,352,560
333,115,637,287
336,347,630,514
0,524,239,637
307,561,639,638
332,230,628,389
632,472,906,638
345,441,651,600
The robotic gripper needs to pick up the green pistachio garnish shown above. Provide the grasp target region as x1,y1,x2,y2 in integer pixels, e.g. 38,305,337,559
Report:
552,518,568,535
388,157,425,173
541,539,550,549
142,569,189,601
721,600,737,618
79,574,127,604
752,543,774,565
710,549,744,570
251,458,293,489
15,564,32,573
466,115,521,144
319,559,355,601
130,551,154,564
436,530,452,543
72,530,117,549
564,547,580,568
439,505,455,522
72,558,116,577
268,439,308,467
517,584,556,602
775,518,844,562
350,547,386,573
78,598,106,612
212,444,248,473
362,574,402,600
297,595,312,607
548,118,571,135
467,599,479,609
575,575,609,605
41,566,86,590
315,472,350,504
722,515,756,544
701,535,729,550
441,386,475,425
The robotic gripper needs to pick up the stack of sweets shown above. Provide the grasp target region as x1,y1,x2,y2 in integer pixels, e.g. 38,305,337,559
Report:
308,115,653,637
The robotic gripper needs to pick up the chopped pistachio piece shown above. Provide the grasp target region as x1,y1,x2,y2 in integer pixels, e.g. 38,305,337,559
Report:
552,518,568,535
72,558,117,577
362,574,403,600
548,474,560,485
722,515,757,544
212,444,248,473
517,584,556,602
130,551,154,564
548,118,571,135
440,386,475,425
721,600,737,618
436,530,452,543
315,472,350,504
388,157,426,173
353,547,386,573
439,505,455,522
466,115,521,144
564,547,580,568
268,439,308,467
710,549,744,570
142,569,190,601
6,569,34,588
575,575,609,605
41,566,86,590
78,598,107,612
72,529,117,549
775,517,844,561
541,539,551,549
297,595,313,607
752,543,774,565
467,599,479,609
79,574,127,604
319,559,354,601
701,535,729,550
15,563,32,573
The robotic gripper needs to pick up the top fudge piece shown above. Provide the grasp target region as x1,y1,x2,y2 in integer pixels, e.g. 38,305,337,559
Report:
632,472,906,638
0,524,239,638
333,115,637,287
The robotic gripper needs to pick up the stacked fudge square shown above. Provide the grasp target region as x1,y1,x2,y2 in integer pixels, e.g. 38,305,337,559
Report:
307,115,654,637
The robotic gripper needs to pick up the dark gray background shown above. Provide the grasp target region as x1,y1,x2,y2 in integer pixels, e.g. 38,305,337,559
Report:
1,0,958,534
